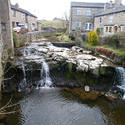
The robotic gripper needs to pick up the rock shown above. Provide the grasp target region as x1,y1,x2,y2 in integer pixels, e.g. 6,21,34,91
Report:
64,88,100,101
71,46,83,53
85,85,90,92
105,91,118,101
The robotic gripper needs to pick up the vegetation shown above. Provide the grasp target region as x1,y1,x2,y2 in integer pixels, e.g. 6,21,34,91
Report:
104,34,119,48
88,30,99,45
57,34,71,42
41,20,67,29
13,32,19,48
96,28,101,36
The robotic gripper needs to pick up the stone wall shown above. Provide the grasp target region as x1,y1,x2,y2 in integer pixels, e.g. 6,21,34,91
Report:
0,19,3,90
0,0,14,57
70,7,104,31
0,0,14,90
17,31,44,47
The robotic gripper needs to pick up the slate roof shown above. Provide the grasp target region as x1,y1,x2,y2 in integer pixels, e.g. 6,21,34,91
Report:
71,2,105,8
11,4,37,18
95,5,125,17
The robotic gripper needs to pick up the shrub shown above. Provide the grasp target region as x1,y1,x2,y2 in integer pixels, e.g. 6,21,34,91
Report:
104,35,119,48
69,32,76,40
96,28,101,36
13,32,19,48
88,31,99,45
75,37,84,47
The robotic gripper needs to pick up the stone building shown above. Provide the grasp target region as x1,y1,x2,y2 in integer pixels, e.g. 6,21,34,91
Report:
94,0,125,36
11,3,40,31
70,2,105,32
0,0,14,54
0,0,14,90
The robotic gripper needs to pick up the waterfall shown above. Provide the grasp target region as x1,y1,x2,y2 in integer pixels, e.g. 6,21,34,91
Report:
23,48,31,56
116,67,125,99
40,58,52,88
18,61,27,92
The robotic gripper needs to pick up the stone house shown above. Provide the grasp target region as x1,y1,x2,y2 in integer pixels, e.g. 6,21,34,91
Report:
94,0,125,36
0,0,14,53
0,0,14,89
11,3,40,31
70,2,105,32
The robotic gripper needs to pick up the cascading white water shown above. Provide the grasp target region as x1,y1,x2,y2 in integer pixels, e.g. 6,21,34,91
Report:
21,43,53,90
116,67,125,99
18,61,27,92
40,58,52,88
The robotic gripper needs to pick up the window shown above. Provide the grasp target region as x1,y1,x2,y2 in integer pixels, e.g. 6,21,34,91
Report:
106,27,108,32
109,27,112,32
1,23,6,31
99,17,102,23
86,10,91,16
109,16,113,23
76,21,81,28
114,26,118,33
85,23,93,30
77,9,82,15
13,10,16,17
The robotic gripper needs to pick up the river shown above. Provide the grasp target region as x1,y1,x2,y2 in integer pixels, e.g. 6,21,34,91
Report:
1,88,125,125
1,42,125,125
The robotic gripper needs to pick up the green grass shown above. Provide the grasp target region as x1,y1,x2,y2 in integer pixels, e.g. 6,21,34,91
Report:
41,20,67,29
57,34,71,42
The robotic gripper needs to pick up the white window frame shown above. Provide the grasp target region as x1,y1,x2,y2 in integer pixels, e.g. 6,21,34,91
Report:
85,22,93,30
86,9,91,16
77,9,82,16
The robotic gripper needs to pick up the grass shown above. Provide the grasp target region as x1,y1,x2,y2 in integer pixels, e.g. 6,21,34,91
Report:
57,34,71,42
41,20,67,29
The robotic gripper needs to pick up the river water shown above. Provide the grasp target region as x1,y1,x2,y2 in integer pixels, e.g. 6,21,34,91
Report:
1,88,125,125
1,42,125,125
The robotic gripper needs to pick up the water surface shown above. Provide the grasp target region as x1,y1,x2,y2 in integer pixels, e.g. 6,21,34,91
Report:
1,88,125,125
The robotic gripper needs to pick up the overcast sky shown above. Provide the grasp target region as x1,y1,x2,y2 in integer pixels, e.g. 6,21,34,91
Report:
10,0,125,20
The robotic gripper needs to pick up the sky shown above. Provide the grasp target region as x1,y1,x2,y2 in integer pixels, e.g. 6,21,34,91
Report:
10,0,125,20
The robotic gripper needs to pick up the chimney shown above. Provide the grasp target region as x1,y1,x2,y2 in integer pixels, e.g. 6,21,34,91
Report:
109,0,113,8
115,0,122,7
15,3,19,8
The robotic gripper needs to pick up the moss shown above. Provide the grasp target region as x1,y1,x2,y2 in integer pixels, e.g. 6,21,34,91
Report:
13,32,19,48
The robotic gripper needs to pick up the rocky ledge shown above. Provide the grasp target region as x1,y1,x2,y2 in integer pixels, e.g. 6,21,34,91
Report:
15,42,110,76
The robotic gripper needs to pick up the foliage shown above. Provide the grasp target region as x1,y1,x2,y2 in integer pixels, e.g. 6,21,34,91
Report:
96,47,115,59
75,37,84,47
41,20,67,29
104,35,119,48
88,30,99,45
13,32,19,48
57,35,71,42
96,28,101,36
69,32,76,40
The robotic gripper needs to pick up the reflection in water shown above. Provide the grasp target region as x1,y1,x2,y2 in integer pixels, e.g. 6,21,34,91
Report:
1,88,125,125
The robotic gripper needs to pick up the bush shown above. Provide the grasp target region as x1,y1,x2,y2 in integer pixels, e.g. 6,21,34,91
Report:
104,35,119,48
96,28,101,36
88,31,99,45
13,32,19,48
75,37,84,47
69,32,76,40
